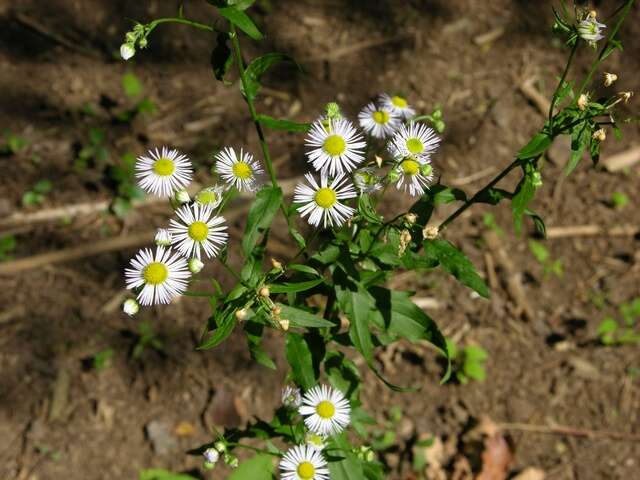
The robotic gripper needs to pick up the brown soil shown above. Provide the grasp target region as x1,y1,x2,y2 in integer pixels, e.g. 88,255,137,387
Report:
1,1,639,479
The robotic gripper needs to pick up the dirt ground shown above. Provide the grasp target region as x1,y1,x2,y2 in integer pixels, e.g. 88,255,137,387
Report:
1,1,639,479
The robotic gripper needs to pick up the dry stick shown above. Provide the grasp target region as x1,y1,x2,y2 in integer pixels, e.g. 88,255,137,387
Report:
449,166,497,186
0,178,302,275
303,32,413,62
546,224,639,239
601,145,640,172
518,77,551,116
497,422,640,442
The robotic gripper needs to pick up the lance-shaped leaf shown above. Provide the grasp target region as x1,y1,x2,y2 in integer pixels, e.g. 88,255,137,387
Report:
242,185,282,257
219,6,263,40
257,114,310,132
210,32,234,82
227,454,274,480
243,53,295,101
276,304,334,328
285,333,317,390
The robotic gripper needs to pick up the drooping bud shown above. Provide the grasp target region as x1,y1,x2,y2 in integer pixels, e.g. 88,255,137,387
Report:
188,258,204,274
577,93,589,111
203,447,220,465
603,72,618,87
120,43,135,61
270,258,283,270
620,91,634,103
175,189,191,204
420,163,433,177
235,309,248,321
271,305,282,316
422,225,439,240
259,286,270,298
154,228,172,247
123,298,140,316
325,102,342,120
592,128,606,142
213,441,227,453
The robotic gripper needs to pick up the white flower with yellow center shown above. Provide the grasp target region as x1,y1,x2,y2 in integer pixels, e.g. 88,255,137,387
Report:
169,203,228,260
380,93,415,120
388,123,440,161
294,173,356,228
578,16,606,46
279,445,329,480
124,246,191,306
305,118,366,176
358,102,401,139
282,386,303,408
394,157,434,197
214,147,263,192
299,384,351,436
195,185,225,209
135,147,193,197
353,167,382,194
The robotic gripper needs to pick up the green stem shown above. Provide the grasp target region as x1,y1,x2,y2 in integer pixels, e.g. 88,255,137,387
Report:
438,158,521,231
549,41,578,127
228,442,281,457
149,17,216,33
220,258,242,282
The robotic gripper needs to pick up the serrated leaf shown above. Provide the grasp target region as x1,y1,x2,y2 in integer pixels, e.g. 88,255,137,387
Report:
285,333,316,389
277,304,334,328
210,32,234,82
423,239,489,298
219,6,263,40
257,114,310,132
242,185,282,257
227,454,274,480
243,53,294,101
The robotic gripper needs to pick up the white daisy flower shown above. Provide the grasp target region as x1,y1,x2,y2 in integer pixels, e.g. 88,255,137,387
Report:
388,123,440,161
279,444,329,480
124,246,191,306
305,118,366,176
304,433,326,451
294,173,356,228
578,16,606,46
394,157,434,197
380,93,416,120
195,185,225,209
135,147,193,197
282,386,303,408
169,203,228,260
358,102,401,139
353,167,382,194
214,147,263,192
154,228,172,247
299,384,351,436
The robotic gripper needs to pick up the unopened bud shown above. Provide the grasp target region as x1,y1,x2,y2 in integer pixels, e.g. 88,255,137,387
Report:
620,91,633,103
531,171,543,188
235,309,248,321
188,258,204,274
388,169,401,182
325,102,341,120
420,163,433,176
271,258,283,270
588,9,597,19
577,93,589,111
305,432,326,450
175,189,190,204
398,229,412,256
203,448,220,465
138,37,148,49
603,72,618,87
423,225,439,240
404,213,417,225
123,298,139,316
120,43,135,61
224,453,239,468
279,319,290,331
125,31,137,43
271,305,282,316
259,286,270,298
592,128,606,142
154,228,172,247
213,441,227,453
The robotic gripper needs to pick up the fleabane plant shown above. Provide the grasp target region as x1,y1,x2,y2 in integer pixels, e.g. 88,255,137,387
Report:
119,1,636,478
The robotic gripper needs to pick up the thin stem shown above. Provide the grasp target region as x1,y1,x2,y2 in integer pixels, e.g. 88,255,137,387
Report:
228,442,281,457
438,158,521,231
549,41,578,127
149,17,216,33
220,257,242,282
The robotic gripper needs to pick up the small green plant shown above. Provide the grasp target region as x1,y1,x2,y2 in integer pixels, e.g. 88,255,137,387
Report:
597,298,640,345
22,179,52,207
92,349,115,371
529,240,563,278
446,339,488,384
75,127,109,171
0,130,28,155
108,152,146,217
0,235,17,261
132,321,165,358
610,191,629,209
482,212,503,236
117,72,156,122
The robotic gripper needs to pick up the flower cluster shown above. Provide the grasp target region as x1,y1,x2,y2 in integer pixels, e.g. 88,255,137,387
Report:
295,96,440,229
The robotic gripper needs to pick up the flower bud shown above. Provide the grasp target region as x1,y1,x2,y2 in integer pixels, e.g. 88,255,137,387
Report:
123,298,139,316
531,171,543,188
620,91,633,103
214,441,227,453
422,225,439,240
592,128,606,142
259,286,270,298
270,258,283,270
325,102,342,120
188,258,204,274
125,31,137,43
404,213,417,225
271,305,282,316
154,228,172,247
603,72,618,87
138,37,148,48
420,163,433,176
305,432,326,450
279,319,290,331
203,447,220,465
224,453,239,468
398,229,412,256
375,155,383,168
174,189,191,204
235,309,248,321
387,169,401,182
120,43,135,61
577,93,589,111
282,386,302,408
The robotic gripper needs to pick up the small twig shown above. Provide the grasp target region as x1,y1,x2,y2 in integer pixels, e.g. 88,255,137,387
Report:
546,224,639,238
601,145,640,172
497,422,640,442
450,167,497,186
518,77,551,116
473,26,505,46
303,33,413,62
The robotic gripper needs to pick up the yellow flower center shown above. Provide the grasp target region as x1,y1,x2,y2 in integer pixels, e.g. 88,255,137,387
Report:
188,221,209,242
297,461,316,480
372,110,390,125
406,137,424,154
323,134,346,156
316,400,335,419
143,262,168,285
152,158,175,177
232,161,253,180
196,190,219,205
315,188,337,209
391,95,408,108
401,159,420,176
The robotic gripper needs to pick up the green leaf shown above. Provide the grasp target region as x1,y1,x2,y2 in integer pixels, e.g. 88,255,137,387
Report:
327,433,365,480
511,168,536,234
423,239,489,298
337,288,375,364
257,114,310,132
517,133,551,160
210,32,234,82
228,0,256,10
245,320,276,369
285,333,316,389
219,6,263,40
325,351,361,399
357,195,383,225
139,470,197,480
227,454,274,480
243,53,294,101
242,185,282,257
288,264,320,277
566,122,589,175
528,240,549,263
475,187,512,205
122,72,142,97
277,304,334,328
198,308,237,350
269,278,324,294
33,179,52,194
